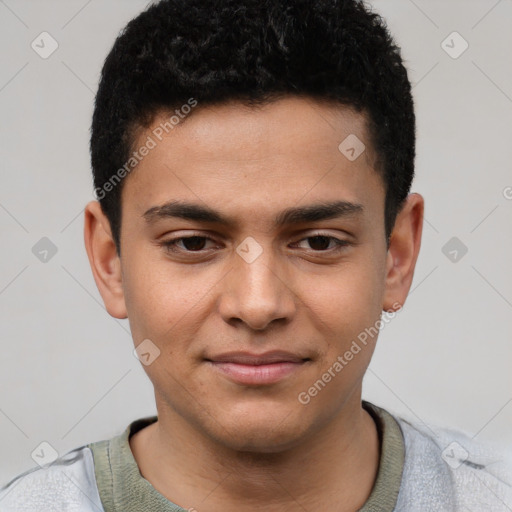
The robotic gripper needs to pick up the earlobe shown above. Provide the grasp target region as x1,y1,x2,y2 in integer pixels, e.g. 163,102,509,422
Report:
382,193,424,312
83,200,127,319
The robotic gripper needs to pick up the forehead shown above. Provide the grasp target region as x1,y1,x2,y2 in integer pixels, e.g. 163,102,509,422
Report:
144,97,374,163
121,96,384,229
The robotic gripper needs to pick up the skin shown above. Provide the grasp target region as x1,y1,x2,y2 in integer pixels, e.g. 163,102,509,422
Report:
84,96,423,512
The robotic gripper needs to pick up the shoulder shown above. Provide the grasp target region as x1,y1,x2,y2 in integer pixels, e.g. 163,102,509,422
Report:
394,414,512,511
0,445,104,512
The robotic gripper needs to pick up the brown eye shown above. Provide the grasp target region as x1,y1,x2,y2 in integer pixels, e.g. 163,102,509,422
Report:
179,236,207,251
307,236,333,251
294,234,350,252
161,235,215,253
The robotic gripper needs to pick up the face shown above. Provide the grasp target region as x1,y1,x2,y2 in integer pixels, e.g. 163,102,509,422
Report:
93,97,405,452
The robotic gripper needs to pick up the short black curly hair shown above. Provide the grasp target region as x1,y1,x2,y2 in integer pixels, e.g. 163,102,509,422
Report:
90,0,415,255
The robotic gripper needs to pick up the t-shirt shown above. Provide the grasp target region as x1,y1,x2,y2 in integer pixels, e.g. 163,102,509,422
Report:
1,401,511,511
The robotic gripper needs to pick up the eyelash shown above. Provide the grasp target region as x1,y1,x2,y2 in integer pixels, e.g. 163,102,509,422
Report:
159,233,351,255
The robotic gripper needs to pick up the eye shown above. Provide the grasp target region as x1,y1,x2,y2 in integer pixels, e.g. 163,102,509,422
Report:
160,235,216,253
159,232,351,257
293,234,350,252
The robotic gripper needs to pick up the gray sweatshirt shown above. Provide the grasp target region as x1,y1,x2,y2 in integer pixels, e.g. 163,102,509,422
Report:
1,401,511,511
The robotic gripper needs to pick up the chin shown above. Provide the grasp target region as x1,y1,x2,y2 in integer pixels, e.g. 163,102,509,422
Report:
207,408,313,454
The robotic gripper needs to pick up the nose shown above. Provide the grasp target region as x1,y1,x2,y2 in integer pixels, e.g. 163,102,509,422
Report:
218,240,296,331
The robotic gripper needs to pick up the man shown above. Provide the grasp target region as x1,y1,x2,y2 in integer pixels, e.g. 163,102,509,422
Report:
1,0,511,510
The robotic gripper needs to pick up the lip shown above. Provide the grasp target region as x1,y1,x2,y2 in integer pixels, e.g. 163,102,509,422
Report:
206,351,309,386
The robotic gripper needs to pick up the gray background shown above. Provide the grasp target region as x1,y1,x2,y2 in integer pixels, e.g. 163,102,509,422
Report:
0,0,511,483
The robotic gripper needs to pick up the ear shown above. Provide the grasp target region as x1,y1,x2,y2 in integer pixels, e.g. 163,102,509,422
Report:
382,193,424,312
83,200,127,319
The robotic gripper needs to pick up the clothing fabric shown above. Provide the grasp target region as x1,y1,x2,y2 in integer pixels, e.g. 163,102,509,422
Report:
1,401,511,511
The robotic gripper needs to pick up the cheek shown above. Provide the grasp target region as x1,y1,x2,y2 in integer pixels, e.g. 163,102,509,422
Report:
121,250,175,340
294,257,387,394
299,257,385,333
122,252,216,354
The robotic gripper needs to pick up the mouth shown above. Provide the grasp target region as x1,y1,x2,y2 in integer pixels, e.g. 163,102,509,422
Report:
205,351,311,386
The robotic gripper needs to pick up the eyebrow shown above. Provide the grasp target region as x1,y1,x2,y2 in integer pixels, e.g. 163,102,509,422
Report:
143,199,364,227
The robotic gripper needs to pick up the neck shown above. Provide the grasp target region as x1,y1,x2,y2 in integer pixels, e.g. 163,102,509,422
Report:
130,393,379,512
